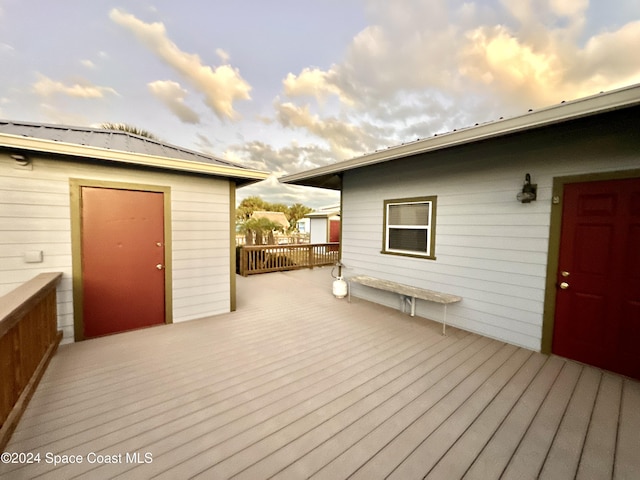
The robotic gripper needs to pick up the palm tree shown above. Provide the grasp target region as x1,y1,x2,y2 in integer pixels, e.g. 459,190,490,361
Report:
238,217,284,245
100,123,159,140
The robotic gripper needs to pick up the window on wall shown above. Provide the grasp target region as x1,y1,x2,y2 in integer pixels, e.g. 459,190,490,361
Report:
382,196,437,259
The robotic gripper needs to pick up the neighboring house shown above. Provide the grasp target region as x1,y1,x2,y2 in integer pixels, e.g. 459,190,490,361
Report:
296,217,309,234
247,211,291,245
305,206,340,244
0,120,268,343
281,83,640,380
250,210,290,231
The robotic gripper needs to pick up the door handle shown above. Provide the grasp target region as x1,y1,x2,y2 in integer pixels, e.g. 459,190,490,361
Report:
156,264,165,270
559,282,569,290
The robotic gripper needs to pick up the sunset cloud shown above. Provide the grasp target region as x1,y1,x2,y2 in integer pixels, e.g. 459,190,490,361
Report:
275,101,384,159
32,74,118,98
283,67,354,106
275,0,640,157
109,8,251,121
226,139,333,175
461,19,640,106
2,1,639,209
148,80,200,124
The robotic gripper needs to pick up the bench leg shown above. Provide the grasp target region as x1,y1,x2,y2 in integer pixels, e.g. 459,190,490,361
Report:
401,296,416,316
442,304,448,336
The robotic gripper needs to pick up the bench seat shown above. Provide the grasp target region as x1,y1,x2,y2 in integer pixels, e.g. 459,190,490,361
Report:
348,275,462,335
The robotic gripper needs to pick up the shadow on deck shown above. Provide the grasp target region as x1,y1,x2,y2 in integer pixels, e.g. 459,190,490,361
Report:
2,268,639,479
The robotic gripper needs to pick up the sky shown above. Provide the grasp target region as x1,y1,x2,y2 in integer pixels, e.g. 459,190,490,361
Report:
1,0,640,209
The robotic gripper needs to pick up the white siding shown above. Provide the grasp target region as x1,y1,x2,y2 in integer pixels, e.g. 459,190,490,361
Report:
341,134,640,351
0,153,232,344
310,217,328,243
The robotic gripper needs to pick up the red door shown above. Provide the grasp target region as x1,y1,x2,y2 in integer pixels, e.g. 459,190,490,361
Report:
553,177,640,379
329,219,340,243
81,187,166,338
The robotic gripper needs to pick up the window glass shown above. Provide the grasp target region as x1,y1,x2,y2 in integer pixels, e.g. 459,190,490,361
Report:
388,203,430,225
388,228,428,252
383,196,436,259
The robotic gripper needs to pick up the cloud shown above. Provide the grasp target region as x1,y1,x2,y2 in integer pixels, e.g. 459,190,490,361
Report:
236,174,340,210
570,21,640,89
500,0,588,31
32,74,118,98
460,25,563,104
283,67,354,106
548,0,589,18
216,48,230,64
39,103,95,126
0,43,14,55
148,80,200,124
274,101,386,159
273,0,640,158
80,59,96,69
225,139,341,209
109,8,251,121
226,139,335,175
460,19,640,106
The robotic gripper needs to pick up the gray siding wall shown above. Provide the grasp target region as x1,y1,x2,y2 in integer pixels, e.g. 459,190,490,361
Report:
0,153,231,343
341,127,640,351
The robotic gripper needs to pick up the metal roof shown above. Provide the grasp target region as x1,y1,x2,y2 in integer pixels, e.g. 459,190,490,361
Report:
280,83,640,190
0,120,269,186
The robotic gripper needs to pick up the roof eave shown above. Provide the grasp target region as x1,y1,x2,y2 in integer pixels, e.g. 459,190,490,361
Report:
279,83,640,189
0,133,269,185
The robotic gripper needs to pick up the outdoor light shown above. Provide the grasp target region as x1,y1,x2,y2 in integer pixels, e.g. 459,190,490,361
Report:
11,153,30,166
517,173,537,203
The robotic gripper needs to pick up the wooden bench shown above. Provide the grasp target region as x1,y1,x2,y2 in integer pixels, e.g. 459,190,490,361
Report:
348,275,462,335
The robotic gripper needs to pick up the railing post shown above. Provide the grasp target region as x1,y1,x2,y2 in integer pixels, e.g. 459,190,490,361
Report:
240,246,247,276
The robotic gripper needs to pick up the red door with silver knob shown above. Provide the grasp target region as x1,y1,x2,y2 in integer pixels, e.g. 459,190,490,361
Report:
81,187,166,338
553,177,640,379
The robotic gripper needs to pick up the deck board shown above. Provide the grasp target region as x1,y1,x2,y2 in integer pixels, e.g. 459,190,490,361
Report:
233,333,476,480
614,379,640,479
576,373,622,480
276,336,495,479
425,351,547,479
1,268,638,480
500,360,583,479
386,347,532,479
539,367,601,479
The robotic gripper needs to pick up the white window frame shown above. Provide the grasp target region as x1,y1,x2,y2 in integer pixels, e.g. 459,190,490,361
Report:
382,196,437,259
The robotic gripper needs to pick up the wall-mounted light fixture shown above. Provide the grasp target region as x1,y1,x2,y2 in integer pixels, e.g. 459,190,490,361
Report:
11,153,30,166
516,173,537,203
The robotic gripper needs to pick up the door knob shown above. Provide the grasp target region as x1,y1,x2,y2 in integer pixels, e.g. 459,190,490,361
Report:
559,282,569,289
156,264,165,270
561,271,570,277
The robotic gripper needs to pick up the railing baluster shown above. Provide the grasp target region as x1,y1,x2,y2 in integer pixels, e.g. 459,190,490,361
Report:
239,243,339,275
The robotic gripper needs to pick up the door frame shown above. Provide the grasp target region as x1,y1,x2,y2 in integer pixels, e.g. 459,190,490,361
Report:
70,178,173,341
541,168,640,354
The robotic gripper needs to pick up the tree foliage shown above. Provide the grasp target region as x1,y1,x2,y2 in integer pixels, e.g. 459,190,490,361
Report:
236,196,270,222
288,203,314,226
238,217,285,245
101,123,159,140
236,196,313,232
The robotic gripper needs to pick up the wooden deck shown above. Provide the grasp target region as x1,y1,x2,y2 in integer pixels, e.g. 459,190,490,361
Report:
1,268,639,479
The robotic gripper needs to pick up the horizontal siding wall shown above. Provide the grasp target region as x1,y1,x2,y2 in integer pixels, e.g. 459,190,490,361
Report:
0,153,231,343
342,126,640,351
